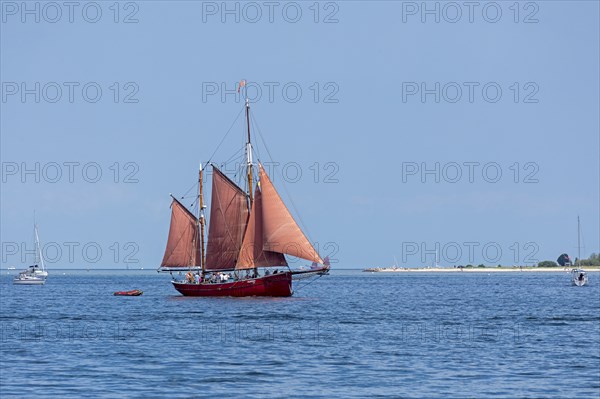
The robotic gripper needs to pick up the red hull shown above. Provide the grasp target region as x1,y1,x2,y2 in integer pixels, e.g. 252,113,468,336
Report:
172,272,293,297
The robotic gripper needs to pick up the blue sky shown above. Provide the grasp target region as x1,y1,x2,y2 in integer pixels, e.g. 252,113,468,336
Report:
1,1,599,269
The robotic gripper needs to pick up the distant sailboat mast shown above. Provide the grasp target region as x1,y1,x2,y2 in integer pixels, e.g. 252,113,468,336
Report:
577,215,581,267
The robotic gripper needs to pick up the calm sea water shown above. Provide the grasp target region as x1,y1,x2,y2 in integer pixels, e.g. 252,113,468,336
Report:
1,270,599,398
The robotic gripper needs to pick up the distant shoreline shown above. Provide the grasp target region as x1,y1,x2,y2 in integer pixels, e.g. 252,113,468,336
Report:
363,267,600,273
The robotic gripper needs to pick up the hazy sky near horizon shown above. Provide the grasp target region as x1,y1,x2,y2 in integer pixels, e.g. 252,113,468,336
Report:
1,1,599,269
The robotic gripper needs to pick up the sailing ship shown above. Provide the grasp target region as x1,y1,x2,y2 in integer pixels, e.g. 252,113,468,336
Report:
158,87,329,297
13,220,48,285
571,216,588,286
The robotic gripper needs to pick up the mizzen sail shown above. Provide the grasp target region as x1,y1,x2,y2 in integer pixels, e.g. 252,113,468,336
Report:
161,198,201,268
205,167,249,270
258,164,323,264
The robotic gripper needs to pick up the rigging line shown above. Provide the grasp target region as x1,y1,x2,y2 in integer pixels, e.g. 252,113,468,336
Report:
250,112,317,250
219,146,247,189
207,107,244,165
245,116,261,189
181,181,197,199
181,194,199,203
249,115,263,163
223,147,247,186
179,191,199,212
223,146,246,166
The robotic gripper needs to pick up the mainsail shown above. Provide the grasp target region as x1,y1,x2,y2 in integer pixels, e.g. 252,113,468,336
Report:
205,167,249,270
257,164,323,264
236,186,287,269
161,198,201,268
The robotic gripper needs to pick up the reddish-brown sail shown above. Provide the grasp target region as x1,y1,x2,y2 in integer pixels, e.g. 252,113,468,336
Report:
258,164,323,264
236,187,287,269
161,198,201,268
205,167,249,270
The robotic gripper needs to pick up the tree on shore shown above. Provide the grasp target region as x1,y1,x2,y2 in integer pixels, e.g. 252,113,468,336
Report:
538,260,558,267
548,253,599,267
579,253,600,266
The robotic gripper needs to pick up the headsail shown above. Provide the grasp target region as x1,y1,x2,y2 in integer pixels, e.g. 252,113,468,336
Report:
236,186,287,269
161,198,201,268
205,167,249,271
258,164,323,264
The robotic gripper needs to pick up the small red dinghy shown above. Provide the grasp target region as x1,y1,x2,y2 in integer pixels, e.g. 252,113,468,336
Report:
114,289,143,296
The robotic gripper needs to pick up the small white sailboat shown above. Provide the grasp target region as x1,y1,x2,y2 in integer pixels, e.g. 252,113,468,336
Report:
13,219,48,285
571,269,588,286
570,216,588,287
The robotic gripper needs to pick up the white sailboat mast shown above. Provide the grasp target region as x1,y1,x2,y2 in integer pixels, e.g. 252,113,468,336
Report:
577,215,581,267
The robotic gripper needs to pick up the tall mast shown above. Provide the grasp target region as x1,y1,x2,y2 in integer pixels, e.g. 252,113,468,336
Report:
199,163,206,273
33,210,37,264
245,91,257,277
577,215,581,267
245,95,254,205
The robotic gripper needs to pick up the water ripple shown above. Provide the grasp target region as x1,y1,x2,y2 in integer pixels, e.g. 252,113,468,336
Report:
1,271,599,398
